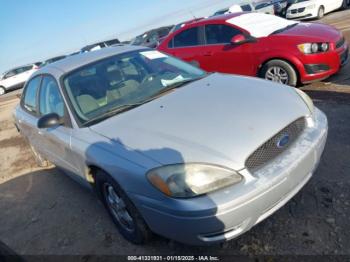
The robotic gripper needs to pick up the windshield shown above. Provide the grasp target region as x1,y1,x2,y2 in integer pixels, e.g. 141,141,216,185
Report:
63,50,206,126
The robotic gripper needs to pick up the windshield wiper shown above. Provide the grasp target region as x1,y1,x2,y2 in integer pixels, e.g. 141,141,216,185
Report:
83,103,145,126
271,23,298,35
83,76,206,126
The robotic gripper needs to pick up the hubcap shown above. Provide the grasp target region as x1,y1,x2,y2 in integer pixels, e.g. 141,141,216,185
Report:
0,88,5,95
103,183,135,232
265,66,289,84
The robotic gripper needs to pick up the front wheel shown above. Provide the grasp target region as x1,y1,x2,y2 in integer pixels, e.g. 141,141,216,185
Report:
95,170,152,244
0,86,5,96
260,59,298,86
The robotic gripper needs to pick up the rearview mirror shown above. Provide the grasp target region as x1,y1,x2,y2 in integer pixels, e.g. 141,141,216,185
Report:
37,113,63,129
230,34,256,45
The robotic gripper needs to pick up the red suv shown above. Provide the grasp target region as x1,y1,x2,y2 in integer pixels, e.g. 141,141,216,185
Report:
157,12,348,86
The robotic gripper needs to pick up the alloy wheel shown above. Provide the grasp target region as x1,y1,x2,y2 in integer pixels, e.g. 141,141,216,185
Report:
265,66,289,84
103,183,135,232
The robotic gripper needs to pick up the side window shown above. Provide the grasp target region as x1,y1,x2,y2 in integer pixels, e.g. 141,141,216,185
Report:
241,4,252,11
205,24,241,45
4,70,16,79
23,76,41,113
173,27,200,48
16,66,32,74
39,76,65,117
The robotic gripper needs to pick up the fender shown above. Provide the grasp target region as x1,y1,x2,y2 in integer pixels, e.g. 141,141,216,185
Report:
257,50,305,76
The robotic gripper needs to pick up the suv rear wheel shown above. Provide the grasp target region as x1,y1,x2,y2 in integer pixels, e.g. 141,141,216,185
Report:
95,169,152,244
260,59,298,86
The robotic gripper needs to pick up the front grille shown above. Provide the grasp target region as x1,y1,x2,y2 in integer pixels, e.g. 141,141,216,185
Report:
245,117,306,172
291,9,297,14
298,7,305,13
336,37,345,49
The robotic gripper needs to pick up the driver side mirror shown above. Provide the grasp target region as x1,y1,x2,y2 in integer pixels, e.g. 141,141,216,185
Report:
230,34,256,45
37,113,63,129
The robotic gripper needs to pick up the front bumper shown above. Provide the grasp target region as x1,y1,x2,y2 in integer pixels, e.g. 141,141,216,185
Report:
286,7,317,20
298,42,349,83
131,109,328,245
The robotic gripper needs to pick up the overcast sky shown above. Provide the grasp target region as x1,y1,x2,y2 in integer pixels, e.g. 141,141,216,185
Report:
0,0,241,73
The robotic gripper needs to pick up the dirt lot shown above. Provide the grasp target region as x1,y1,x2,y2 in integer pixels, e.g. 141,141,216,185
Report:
1,10,350,258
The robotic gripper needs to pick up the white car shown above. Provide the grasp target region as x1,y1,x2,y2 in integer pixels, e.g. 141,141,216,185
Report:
0,64,39,95
286,0,348,20
213,2,275,16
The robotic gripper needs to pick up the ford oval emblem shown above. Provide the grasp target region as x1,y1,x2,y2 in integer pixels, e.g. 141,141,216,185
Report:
277,134,290,148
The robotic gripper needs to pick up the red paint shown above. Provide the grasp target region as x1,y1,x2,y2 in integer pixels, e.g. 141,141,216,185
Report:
157,13,348,84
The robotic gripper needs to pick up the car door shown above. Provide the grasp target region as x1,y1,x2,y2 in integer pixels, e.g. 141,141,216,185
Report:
14,66,34,86
200,23,255,76
36,75,80,175
165,26,206,67
1,70,18,89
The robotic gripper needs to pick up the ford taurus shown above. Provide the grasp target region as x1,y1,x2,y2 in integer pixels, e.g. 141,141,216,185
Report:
14,45,328,245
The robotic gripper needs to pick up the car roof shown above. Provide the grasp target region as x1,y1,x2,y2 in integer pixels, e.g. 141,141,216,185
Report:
32,44,146,78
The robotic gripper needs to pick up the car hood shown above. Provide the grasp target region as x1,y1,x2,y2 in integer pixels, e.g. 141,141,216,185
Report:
277,22,342,42
90,73,309,171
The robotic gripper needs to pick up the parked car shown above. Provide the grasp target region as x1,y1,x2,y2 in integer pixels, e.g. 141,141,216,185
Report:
212,2,275,16
286,0,349,20
40,55,67,68
80,38,121,53
130,26,173,48
0,64,39,95
270,0,288,16
14,45,328,245
157,12,348,86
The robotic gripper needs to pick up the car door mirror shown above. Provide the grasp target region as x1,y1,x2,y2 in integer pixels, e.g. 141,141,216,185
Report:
37,113,63,129
230,34,256,45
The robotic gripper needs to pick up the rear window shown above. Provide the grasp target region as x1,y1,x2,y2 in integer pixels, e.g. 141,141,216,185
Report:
172,27,200,48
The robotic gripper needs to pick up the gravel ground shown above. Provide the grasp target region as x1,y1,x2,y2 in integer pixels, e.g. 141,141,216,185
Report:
1,9,350,260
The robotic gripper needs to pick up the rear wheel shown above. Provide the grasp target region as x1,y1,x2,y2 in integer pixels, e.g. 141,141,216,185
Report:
260,59,298,87
0,86,5,96
317,6,324,19
95,170,152,244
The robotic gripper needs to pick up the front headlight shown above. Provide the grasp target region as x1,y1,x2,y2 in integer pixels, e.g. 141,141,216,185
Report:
147,163,243,198
306,4,316,10
295,89,314,115
297,43,329,54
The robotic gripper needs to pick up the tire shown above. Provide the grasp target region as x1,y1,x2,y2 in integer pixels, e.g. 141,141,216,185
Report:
95,169,152,244
342,0,349,9
28,142,52,167
0,86,5,96
317,6,324,19
260,59,298,87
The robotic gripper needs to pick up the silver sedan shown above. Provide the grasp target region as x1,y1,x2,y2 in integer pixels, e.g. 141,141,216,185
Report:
14,45,328,245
